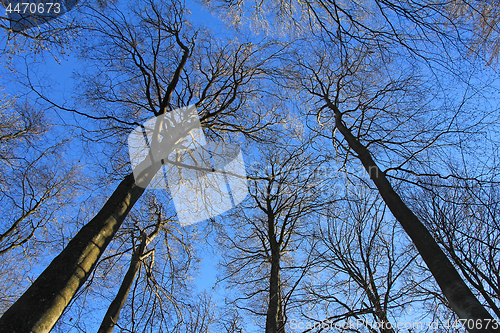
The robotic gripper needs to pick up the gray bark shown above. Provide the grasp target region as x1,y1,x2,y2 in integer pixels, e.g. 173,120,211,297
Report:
332,105,498,332
265,206,285,333
97,233,148,333
0,27,192,332
0,163,159,333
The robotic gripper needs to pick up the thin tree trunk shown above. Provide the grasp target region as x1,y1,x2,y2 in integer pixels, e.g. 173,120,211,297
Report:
98,233,148,333
332,106,498,332
0,163,159,333
363,281,395,333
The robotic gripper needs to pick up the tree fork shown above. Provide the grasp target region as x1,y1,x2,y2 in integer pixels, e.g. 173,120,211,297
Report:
0,23,192,331
331,105,499,332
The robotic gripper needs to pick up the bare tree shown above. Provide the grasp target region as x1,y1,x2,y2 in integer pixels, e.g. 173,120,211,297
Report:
410,177,500,319
2,0,499,331
0,0,84,63
95,192,196,333
215,138,335,332
444,0,500,64
0,0,283,331
0,90,81,312
178,292,219,333
301,187,440,333
290,29,499,327
97,196,170,333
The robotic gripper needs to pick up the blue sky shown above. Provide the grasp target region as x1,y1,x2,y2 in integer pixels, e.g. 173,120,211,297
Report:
2,1,500,332
1,1,263,331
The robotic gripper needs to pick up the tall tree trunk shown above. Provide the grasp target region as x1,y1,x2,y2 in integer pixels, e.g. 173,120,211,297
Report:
0,163,159,333
332,106,498,332
98,233,148,333
266,247,285,333
0,31,192,332
266,206,285,333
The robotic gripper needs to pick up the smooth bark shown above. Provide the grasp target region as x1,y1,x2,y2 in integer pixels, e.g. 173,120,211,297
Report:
265,205,285,333
0,164,159,333
98,233,148,333
332,105,498,332
266,248,284,333
0,20,193,331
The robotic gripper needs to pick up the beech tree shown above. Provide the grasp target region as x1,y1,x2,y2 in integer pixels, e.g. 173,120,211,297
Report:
209,0,500,328
304,188,437,332
0,88,80,313
410,178,500,319
0,0,282,331
1,0,500,331
96,194,182,333
215,138,335,332
288,36,498,327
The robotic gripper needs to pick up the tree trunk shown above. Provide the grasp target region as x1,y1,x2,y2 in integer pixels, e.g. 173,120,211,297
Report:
98,233,148,333
0,31,192,332
333,109,498,332
363,281,395,333
266,248,285,333
0,163,159,333
266,206,285,333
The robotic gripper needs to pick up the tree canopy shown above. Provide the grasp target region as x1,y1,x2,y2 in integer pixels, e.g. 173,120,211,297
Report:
0,0,499,332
